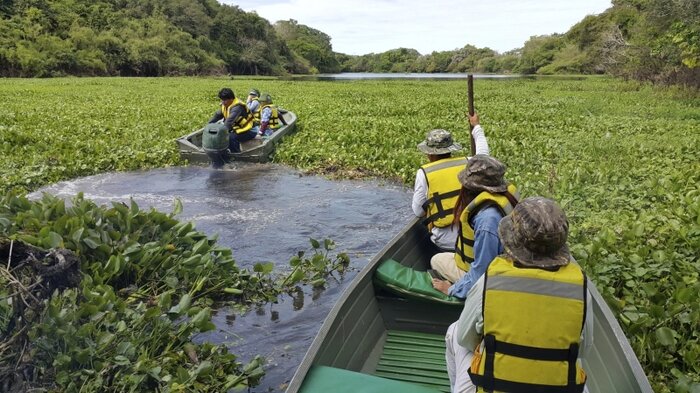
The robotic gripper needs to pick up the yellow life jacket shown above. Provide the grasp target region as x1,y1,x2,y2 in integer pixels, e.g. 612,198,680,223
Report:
454,184,519,271
468,256,587,393
222,98,253,134
420,157,468,230
260,104,281,129
250,98,261,122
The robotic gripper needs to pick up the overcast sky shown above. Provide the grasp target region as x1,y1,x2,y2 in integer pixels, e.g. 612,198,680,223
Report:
221,0,612,55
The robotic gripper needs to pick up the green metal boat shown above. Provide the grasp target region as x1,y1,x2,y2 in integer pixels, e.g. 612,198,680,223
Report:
287,217,653,393
175,110,297,164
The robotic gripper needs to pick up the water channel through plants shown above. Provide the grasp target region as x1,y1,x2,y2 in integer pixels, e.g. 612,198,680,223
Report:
34,163,414,392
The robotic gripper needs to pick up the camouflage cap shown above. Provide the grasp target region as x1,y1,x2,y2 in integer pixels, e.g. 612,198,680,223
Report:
249,89,260,97
498,197,571,268
259,92,272,104
417,129,462,155
457,155,508,193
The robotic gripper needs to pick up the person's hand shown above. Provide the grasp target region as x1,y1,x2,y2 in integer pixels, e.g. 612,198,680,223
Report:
432,278,451,295
468,112,480,127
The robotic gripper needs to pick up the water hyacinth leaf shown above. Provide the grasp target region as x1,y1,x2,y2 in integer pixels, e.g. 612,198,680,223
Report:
253,262,274,274
674,287,694,303
656,327,677,347
47,231,63,248
113,355,131,366
289,256,302,267
169,294,192,315
83,237,100,249
191,361,213,378
192,238,209,254
288,268,305,284
309,238,320,249
173,198,183,216
311,254,326,270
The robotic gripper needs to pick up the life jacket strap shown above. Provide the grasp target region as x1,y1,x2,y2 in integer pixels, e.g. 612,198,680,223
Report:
468,334,585,393
421,189,460,226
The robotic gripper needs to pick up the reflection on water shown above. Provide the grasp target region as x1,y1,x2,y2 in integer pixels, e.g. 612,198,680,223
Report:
34,163,414,392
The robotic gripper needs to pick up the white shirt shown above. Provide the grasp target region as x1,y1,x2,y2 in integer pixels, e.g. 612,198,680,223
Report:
412,125,490,250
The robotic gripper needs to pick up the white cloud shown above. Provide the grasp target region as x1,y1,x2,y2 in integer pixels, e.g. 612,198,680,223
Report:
221,0,612,55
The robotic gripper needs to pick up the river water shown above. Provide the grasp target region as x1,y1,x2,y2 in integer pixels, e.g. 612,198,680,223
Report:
34,163,414,392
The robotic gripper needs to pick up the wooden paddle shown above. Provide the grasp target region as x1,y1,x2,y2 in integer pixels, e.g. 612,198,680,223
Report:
468,74,476,156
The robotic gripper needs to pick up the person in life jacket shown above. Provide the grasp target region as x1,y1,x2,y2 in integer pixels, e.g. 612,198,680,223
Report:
445,197,593,393
256,93,285,138
430,149,519,299
412,115,490,252
208,88,256,153
247,89,261,122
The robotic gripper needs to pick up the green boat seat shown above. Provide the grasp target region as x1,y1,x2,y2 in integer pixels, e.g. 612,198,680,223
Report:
375,330,452,392
300,365,443,393
373,259,463,306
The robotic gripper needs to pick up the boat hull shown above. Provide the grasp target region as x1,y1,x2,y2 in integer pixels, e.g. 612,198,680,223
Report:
176,111,297,164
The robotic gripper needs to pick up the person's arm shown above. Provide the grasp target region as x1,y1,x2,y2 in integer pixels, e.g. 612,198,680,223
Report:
447,208,502,298
248,100,259,113
456,276,485,350
208,109,223,124
258,107,272,135
223,105,243,131
468,113,490,156
411,169,428,217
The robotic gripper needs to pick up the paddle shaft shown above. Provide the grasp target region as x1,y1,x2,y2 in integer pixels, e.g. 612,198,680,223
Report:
468,74,476,156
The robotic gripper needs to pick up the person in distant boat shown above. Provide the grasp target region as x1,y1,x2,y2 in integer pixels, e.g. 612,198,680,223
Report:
247,89,261,121
256,93,285,138
445,197,593,393
208,88,256,153
413,120,489,252
430,152,520,299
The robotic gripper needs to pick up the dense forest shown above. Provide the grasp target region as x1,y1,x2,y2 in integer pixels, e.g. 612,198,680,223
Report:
0,0,698,86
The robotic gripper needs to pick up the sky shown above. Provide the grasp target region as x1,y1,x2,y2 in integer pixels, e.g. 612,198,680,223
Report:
221,0,612,55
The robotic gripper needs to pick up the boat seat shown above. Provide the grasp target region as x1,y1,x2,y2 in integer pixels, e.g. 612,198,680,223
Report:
373,259,463,305
375,330,452,393
300,365,443,393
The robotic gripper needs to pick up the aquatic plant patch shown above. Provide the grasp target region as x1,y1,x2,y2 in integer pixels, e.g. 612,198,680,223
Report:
0,193,349,391
1,77,698,391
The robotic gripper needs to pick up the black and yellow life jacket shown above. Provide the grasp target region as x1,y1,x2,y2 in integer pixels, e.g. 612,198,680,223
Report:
260,104,281,129
222,98,254,134
468,256,587,393
420,157,468,230
454,184,519,271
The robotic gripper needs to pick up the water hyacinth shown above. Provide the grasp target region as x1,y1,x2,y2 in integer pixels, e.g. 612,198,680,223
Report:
0,77,698,391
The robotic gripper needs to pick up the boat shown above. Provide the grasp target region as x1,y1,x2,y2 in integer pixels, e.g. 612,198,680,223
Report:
286,217,654,393
175,110,297,164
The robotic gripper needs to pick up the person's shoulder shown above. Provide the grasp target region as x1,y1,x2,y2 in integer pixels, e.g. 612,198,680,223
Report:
474,206,503,227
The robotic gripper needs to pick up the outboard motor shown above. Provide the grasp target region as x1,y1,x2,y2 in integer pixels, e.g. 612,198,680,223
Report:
202,123,230,168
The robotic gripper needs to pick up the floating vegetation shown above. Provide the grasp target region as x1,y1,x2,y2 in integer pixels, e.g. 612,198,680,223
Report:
0,193,347,392
1,77,698,391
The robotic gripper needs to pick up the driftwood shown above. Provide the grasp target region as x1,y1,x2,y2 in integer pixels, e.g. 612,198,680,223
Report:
0,238,81,392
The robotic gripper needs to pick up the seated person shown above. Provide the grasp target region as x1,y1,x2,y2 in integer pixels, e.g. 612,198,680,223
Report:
413,115,490,252
208,88,256,153
256,93,283,138
247,89,261,121
445,197,593,393
431,154,519,299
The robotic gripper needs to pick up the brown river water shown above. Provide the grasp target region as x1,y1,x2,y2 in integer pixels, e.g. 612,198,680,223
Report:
34,163,414,392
